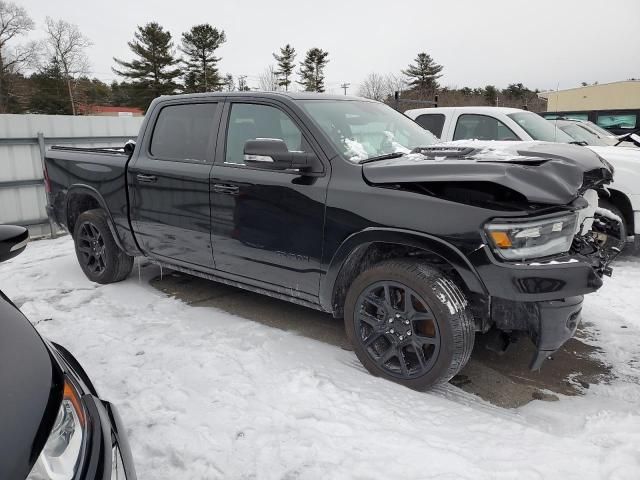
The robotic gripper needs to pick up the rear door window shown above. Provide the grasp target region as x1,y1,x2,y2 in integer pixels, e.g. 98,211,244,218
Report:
414,113,445,138
453,114,519,141
150,103,218,162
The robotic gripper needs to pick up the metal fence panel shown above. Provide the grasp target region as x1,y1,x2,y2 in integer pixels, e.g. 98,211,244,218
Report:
0,114,144,235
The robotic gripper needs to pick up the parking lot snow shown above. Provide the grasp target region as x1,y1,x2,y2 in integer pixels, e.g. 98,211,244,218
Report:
2,236,639,479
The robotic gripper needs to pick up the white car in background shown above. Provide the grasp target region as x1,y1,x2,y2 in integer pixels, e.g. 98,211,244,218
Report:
551,117,640,149
406,106,640,250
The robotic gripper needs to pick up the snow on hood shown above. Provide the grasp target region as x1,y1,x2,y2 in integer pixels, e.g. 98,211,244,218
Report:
586,145,640,163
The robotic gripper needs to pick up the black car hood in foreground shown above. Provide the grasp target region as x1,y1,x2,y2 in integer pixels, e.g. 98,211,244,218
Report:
362,141,613,205
0,290,64,480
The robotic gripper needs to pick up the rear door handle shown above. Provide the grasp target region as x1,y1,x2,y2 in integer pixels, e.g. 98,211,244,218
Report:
136,174,157,183
212,183,239,195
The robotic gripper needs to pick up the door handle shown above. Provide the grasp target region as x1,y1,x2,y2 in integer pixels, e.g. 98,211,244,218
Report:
136,174,157,183
212,183,239,195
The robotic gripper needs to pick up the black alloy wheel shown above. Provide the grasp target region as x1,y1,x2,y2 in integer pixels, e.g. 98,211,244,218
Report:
344,261,475,390
355,281,440,379
77,221,107,275
73,209,134,284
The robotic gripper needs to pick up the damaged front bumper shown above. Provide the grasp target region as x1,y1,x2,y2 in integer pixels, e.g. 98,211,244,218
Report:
491,295,583,369
474,212,620,370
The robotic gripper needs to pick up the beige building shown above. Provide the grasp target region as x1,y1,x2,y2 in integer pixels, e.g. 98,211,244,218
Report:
538,80,640,112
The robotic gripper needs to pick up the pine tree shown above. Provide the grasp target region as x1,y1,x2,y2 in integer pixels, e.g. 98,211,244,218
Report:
181,24,226,93
110,80,137,106
504,83,530,99
112,22,182,110
298,48,329,93
402,52,443,93
74,77,111,110
28,59,72,114
273,44,296,91
483,85,498,106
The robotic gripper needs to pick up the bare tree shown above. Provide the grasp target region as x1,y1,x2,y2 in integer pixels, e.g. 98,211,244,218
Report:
258,65,279,91
0,1,38,111
44,17,91,115
384,73,409,96
358,72,409,102
359,72,388,101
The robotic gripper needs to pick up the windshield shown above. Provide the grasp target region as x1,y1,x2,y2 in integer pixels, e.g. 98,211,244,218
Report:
298,100,438,162
507,111,574,143
584,121,616,138
557,122,608,146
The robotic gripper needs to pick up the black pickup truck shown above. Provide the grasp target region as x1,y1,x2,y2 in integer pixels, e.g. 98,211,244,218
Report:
45,92,619,390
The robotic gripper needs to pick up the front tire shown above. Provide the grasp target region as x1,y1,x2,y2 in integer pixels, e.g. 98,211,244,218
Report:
73,209,134,284
344,260,475,391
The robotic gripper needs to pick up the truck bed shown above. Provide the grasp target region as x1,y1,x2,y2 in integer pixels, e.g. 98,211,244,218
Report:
45,146,132,246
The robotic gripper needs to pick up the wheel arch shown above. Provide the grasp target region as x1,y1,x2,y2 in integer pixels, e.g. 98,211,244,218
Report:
320,228,488,316
604,188,634,235
65,185,125,251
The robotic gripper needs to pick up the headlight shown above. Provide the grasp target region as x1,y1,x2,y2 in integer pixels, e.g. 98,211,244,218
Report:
485,213,578,260
27,379,86,480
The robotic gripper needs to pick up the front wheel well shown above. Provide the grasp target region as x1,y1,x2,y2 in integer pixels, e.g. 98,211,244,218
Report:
602,189,634,234
330,242,487,328
66,193,101,234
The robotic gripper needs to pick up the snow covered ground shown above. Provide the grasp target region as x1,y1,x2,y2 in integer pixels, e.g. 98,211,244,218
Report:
2,236,639,479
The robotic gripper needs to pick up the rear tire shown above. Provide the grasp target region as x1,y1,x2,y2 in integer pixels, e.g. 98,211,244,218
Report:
598,199,627,253
344,260,475,391
73,209,134,284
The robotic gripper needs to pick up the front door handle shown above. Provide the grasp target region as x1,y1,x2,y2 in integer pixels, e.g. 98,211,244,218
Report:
136,174,157,183
212,183,239,195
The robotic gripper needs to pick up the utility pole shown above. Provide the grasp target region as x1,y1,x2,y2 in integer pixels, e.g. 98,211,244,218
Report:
238,75,248,91
340,82,350,95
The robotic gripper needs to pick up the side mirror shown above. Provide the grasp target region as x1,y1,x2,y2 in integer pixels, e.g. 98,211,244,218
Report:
243,139,321,173
0,225,29,263
124,140,136,157
615,130,640,148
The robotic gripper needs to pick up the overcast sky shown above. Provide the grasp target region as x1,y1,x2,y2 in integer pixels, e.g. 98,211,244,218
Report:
16,0,640,95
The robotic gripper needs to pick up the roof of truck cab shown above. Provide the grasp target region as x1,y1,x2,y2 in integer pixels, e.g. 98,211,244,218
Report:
406,106,527,117
156,91,370,102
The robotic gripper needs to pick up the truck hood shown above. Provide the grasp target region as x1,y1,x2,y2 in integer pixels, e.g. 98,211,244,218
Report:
362,141,613,205
0,291,63,480
586,145,640,164
586,145,640,197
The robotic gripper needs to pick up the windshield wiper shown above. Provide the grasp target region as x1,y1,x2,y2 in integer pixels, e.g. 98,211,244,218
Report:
359,152,407,164
569,140,589,146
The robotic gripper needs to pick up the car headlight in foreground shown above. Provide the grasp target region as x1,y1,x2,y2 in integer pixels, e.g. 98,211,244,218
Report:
485,213,578,260
27,380,86,480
